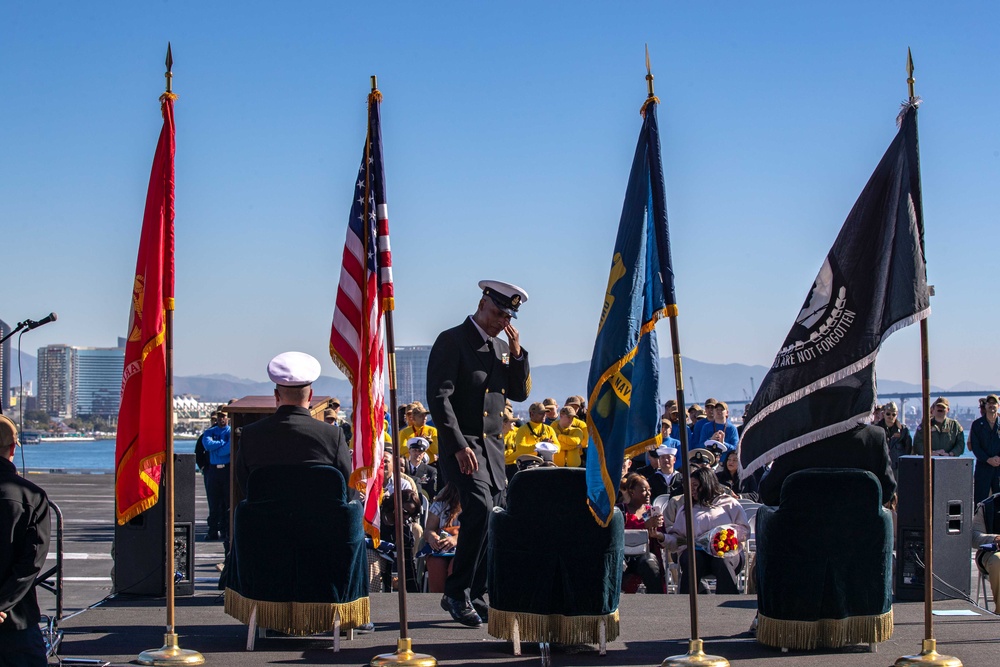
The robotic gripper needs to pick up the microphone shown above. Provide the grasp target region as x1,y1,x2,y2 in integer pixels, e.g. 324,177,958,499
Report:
25,313,58,331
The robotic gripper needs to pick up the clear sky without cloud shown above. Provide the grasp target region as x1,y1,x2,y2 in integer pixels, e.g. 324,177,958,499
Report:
2,2,997,391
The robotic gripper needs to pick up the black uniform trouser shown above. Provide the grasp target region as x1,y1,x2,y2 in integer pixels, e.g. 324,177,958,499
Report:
974,462,1000,506
204,464,230,537
444,477,501,603
0,624,47,667
679,549,744,594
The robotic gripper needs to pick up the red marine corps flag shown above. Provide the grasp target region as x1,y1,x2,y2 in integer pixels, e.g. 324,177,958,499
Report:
330,83,393,542
114,90,176,524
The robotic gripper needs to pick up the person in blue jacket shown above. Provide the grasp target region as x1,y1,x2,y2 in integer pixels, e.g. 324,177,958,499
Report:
202,409,231,542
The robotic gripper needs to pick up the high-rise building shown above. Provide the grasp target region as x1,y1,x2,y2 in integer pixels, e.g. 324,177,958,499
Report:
38,344,73,418
72,345,125,418
395,345,431,406
37,342,126,419
0,319,9,410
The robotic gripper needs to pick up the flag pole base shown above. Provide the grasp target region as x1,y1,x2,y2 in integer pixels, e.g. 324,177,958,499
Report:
661,639,730,666
894,639,963,666
137,633,205,666
370,637,437,667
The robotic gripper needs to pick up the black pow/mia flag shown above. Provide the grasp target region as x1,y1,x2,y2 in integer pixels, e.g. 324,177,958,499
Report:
740,102,930,476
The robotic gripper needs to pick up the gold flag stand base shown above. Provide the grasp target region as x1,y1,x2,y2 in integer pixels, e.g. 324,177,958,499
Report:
137,633,205,666
370,637,437,667
661,639,730,667
895,639,963,666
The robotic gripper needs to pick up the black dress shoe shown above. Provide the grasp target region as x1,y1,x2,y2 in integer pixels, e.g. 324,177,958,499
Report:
440,595,482,627
471,598,489,623
205,531,219,541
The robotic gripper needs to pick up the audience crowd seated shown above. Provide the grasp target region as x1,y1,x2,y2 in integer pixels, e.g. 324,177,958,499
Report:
355,389,995,621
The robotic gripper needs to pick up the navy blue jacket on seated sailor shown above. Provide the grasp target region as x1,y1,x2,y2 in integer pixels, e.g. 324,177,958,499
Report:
202,423,231,465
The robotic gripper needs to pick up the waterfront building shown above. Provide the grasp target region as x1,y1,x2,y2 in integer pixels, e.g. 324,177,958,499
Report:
72,345,125,418
0,319,9,410
38,342,125,419
38,344,73,418
395,345,431,406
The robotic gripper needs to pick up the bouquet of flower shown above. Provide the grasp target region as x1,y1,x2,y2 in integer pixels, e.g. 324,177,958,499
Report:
695,523,741,558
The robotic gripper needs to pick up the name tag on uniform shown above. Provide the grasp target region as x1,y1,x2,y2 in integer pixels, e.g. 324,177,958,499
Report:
501,353,510,366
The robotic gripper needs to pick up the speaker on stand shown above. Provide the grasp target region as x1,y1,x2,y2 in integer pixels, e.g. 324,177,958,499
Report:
894,455,973,601
113,453,196,596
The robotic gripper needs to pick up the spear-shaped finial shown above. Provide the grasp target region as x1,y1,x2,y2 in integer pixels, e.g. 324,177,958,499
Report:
645,43,655,98
165,42,173,94
906,47,915,101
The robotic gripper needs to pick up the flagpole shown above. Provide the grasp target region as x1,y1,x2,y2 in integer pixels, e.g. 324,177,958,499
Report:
894,49,962,667
368,75,436,667
138,44,204,667
646,46,728,667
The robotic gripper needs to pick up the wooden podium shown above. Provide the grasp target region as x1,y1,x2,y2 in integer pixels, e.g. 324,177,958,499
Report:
220,395,336,531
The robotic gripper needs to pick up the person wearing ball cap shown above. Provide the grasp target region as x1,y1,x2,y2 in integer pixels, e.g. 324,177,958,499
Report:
427,279,532,627
234,351,352,497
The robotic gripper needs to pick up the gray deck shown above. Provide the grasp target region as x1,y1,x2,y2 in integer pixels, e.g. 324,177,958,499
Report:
30,470,1000,666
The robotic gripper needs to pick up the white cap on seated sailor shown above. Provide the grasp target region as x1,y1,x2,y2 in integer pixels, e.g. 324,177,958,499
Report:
534,441,558,463
267,351,322,387
407,436,430,452
478,280,529,318
654,444,678,458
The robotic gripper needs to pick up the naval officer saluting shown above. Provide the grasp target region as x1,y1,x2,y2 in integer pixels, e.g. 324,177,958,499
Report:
427,280,531,627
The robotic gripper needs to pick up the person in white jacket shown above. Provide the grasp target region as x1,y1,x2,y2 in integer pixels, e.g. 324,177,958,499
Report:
661,465,750,593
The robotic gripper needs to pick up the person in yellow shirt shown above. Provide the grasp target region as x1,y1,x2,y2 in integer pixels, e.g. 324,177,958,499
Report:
564,395,589,448
511,402,559,464
398,403,439,463
552,405,585,467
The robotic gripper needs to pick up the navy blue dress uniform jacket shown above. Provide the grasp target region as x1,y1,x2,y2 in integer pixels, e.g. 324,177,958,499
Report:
427,318,531,491
235,405,352,497
0,458,50,633
757,424,896,507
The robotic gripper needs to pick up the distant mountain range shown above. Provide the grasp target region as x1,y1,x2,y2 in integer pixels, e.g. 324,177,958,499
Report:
174,358,994,412
9,351,993,412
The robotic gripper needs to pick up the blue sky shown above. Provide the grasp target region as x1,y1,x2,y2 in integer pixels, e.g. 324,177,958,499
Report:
2,2,997,390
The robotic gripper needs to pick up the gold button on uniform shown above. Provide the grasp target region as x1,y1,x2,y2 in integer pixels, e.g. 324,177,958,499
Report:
484,411,488,416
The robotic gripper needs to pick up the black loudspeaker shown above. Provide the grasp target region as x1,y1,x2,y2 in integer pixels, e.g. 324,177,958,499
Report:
113,453,196,596
895,455,973,601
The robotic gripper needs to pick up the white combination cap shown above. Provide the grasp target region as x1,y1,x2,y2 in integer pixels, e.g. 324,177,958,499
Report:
478,280,529,318
267,351,322,387
406,437,430,451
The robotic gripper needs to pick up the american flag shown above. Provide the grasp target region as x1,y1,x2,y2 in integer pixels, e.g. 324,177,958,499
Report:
330,89,393,543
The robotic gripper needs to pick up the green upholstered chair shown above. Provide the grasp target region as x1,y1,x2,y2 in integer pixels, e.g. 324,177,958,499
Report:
755,468,893,650
224,464,370,650
487,467,624,655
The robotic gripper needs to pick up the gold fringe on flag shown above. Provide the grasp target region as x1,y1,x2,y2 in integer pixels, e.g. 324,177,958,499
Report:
487,608,620,645
224,589,370,636
756,609,893,650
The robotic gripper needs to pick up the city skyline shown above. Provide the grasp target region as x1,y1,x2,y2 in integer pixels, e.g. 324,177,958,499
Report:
3,3,997,392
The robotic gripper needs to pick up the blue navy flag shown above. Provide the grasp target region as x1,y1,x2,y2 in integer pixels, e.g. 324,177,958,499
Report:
586,98,677,526
740,102,930,476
